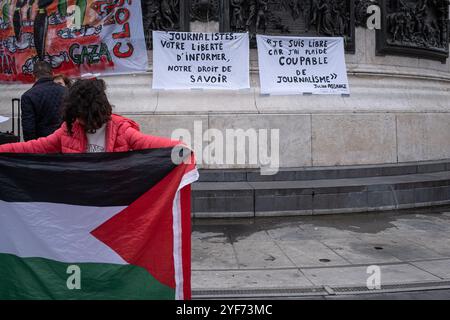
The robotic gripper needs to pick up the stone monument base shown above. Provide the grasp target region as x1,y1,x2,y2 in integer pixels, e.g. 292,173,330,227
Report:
1,30,450,217
192,160,450,218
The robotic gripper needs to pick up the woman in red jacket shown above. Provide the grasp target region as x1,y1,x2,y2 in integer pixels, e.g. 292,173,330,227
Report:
0,78,179,154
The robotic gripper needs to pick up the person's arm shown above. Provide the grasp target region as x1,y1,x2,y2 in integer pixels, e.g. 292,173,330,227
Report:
0,127,63,154
125,126,181,150
125,127,196,167
20,94,37,141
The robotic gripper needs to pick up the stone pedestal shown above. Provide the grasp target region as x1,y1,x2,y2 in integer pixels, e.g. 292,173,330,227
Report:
1,28,450,170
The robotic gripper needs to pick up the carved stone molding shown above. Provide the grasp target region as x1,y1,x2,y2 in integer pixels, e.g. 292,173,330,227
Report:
140,0,449,61
355,0,379,27
376,0,449,62
141,1,189,48
191,0,221,22
141,1,223,47
222,0,355,52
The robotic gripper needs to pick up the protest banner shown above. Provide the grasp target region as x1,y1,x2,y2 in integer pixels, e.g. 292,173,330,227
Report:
153,31,249,90
0,0,148,82
257,35,350,95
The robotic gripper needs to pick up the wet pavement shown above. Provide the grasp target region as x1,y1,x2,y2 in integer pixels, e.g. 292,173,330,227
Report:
191,206,450,299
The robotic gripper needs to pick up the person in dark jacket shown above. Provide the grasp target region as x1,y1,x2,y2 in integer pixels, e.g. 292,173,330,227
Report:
21,61,67,141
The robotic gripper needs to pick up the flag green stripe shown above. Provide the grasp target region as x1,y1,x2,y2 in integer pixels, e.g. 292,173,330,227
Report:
0,254,175,300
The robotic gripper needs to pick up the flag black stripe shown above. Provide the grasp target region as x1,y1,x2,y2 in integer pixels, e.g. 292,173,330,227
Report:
0,148,180,206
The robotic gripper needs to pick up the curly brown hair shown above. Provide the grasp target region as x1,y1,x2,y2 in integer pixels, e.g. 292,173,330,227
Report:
63,79,112,135
53,74,73,88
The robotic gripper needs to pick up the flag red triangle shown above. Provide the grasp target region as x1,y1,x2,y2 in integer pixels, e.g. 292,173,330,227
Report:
91,164,189,290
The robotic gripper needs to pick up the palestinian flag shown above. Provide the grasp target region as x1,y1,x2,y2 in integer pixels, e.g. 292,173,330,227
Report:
0,148,198,300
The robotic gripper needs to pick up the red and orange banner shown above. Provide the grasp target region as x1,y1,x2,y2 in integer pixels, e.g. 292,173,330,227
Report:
0,0,148,82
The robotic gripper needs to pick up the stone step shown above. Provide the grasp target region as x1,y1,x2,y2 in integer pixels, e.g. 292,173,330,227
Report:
192,165,450,218
198,160,450,183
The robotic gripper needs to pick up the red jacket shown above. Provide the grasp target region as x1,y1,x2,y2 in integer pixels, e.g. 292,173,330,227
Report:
0,114,179,154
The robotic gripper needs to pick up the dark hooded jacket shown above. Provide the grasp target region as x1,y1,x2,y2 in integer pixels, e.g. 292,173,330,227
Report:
21,77,67,141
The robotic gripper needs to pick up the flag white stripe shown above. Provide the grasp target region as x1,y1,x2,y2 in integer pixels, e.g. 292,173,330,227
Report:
172,190,183,300
173,168,200,300
0,201,127,265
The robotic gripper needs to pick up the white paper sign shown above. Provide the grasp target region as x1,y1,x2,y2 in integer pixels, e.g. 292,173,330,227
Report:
153,31,250,90
257,35,350,95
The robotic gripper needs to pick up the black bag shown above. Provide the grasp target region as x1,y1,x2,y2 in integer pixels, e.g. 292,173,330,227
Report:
0,98,21,145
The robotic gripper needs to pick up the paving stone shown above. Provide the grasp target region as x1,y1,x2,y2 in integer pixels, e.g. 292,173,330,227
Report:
395,216,450,233
400,234,450,258
320,238,402,265
412,260,450,279
230,230,273,242
266,226,304,241
192,233,239,270
352,235,446,261
276,240,351,267
232,240,295,269
192,269,314,290
295,224,362,240
302,264,440,287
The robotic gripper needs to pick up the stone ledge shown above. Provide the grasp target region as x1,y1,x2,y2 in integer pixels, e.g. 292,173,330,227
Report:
2,73,450,115
192,162,450,218
198,160,450,182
